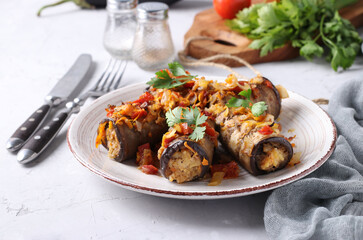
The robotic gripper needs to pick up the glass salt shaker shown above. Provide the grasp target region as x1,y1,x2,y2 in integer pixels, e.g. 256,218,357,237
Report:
132,2,175,71
103,0,137,60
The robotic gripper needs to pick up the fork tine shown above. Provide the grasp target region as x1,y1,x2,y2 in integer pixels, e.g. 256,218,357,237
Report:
98,59,118,91
91,58,114,91
111,61,127,90
105,60,122,91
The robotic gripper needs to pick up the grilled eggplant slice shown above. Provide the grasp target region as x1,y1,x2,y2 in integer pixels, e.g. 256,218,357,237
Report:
250,137,293,175
219,120,293,175
160,136,214,183
250,77,281,119
97,119,167,162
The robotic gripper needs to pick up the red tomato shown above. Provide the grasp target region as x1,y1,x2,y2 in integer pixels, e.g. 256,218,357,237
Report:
163,136,176,148
133,92,154,105
181,123,193,135
210,162,240,179
213,0,251,19
138,143,151,153
106,110,114,118
183,81,195,89
202,122,217,138
258,125,274,135
131,109,147,120
139,165,159,175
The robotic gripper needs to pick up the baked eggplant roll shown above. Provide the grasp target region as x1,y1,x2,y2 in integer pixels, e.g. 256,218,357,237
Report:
96,91,168,162
96,118,167,162
220,118,293,175
158,107,218,183
159,136,214,183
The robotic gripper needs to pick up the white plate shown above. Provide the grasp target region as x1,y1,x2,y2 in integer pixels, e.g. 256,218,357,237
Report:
67,81,337,199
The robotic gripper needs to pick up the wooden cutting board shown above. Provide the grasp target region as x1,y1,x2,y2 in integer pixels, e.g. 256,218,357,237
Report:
184,0,363,67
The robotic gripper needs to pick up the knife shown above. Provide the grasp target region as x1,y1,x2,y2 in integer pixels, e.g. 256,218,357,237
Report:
6,54,92,152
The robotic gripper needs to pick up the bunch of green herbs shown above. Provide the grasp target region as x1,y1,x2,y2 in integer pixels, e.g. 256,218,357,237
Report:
226,0,362,71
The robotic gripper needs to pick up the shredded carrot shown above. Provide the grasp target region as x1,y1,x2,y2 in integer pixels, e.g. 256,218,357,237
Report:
116,117,133,129
184,141,197,155
202,158,209,166
95,121,108,148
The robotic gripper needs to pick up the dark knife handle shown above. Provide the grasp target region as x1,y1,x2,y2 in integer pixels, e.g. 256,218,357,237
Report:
6,104,52,152
17,111,70,164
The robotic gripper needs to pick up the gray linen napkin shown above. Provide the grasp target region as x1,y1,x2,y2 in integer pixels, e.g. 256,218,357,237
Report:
264,79,363,240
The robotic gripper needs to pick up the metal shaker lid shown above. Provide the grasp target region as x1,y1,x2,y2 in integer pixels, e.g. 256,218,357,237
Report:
107,0,137,11
137,2,169,20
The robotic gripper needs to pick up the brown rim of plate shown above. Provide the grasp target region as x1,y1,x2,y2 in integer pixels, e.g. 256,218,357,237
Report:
66,93,337,198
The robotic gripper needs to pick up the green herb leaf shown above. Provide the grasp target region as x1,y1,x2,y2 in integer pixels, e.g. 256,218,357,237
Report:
165,107,208,141
168,62,188,76
189,126,206,141
182,107,198,125
238,89,252,98
226,97,250,108
251,101,268,117
195,112,208,126
227,89,267,117
165,107,183,127
146,62,196,89
299,40,324,61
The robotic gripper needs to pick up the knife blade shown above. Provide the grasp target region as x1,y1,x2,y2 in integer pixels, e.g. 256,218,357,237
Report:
6,54,92,152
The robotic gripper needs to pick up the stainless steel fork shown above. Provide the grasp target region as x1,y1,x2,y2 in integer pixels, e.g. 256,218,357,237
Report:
17,59,127,164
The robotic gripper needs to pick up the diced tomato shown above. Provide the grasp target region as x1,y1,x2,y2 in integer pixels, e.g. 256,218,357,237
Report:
202,111,216,121
210,161,240,179
178,101,188,107
163,136,176,148
183,81,195,89
139,165,159,175
264,79,273,89
106,105,115,118
131,109,148,120
201,122,217,138
205,126,217,137
138,143,151,153
258,125,274,135
106,110,114,118
136,143,154,166
133,92,154,105
231,86,243,94
203,111,212,117
181,122,193,135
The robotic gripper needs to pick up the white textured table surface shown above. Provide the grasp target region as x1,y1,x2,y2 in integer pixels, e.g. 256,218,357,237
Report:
1,0,362,239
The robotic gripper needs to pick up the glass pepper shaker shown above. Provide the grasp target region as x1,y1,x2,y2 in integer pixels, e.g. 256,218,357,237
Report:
132,2,175,71
103,0,137,60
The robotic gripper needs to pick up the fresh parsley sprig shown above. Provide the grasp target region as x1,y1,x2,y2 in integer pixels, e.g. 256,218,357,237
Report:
226,0,362,71
147,62,196,89
226,89,268,117
165,107,208,141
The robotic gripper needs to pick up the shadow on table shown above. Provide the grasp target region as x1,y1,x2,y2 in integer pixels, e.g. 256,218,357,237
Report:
125,190,271,230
